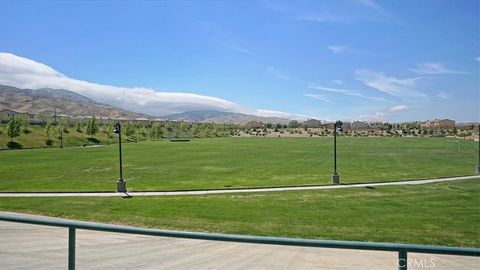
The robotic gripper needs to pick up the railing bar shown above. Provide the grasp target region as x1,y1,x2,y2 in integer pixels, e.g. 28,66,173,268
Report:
398,249,407,270
68,227,75,270
0,213,478,257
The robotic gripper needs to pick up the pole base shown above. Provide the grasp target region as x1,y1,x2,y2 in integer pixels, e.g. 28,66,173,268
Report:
117,180,127,193
332,173,340,185
477,164,480,174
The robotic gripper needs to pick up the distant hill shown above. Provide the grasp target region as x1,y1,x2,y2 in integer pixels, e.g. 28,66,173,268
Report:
161,110,234,122
162,110,291,124
0,84,150,119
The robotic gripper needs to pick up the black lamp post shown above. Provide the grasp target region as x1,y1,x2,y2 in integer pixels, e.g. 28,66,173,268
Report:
113,121,127,192
477,124,480,174
332,121,342,184
60,128,63,149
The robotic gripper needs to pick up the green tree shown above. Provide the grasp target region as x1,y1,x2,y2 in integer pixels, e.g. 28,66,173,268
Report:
86,115,98,136
45,121,52,140
7,117,22,142
21,116,30,134
287,120,300,128
125,123,135,137
75,121,82,132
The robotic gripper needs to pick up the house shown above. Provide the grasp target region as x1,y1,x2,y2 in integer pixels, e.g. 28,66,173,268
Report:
302,119,323,128
0,108,37,121
368,122,384,130
421,119,455,130
351,121,369,130
246,121,263,129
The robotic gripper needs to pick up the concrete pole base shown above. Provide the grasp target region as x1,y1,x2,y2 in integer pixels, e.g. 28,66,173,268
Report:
332,173,340,185
117,180,127,193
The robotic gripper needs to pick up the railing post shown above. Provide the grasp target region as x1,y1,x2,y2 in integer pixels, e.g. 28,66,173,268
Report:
68,227,76,270
398,249,408,270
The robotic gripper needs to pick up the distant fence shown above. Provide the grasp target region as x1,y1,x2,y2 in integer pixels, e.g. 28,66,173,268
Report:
0,213,478,270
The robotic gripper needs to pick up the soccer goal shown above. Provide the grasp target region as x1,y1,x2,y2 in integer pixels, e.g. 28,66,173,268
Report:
445,140,461,153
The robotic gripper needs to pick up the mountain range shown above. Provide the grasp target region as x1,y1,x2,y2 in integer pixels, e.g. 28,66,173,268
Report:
0,84,149,119
0,85,292,124
160,110,291,124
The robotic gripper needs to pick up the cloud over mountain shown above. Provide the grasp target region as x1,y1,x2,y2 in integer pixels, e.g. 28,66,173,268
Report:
0,53,244,116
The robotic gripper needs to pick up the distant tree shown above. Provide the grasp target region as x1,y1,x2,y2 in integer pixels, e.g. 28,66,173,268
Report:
75,121,82,132
56,124,64,148
45,121,52,140
382,123,393,131
288,120,300,128
20,116,30,134
102,123,113,145
7,117,22,142
86,115,98,136
125,123,135,137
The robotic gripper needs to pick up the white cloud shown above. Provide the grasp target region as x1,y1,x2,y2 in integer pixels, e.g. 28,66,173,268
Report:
328,45,348,54
266,66,293,81
308,84,361,96
304,93,331,103
307,83,392,102
437,91,451,100
358,112,387,122
253,109,307,121
332,80,343,85
296,14,348,24
0,52,245,116
355,69,426,98
389,105,408,112
410,62,466,75
357,0,380,9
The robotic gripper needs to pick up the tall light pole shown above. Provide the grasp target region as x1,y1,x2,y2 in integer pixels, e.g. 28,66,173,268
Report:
332,121,342,184
60,127,63,149
113,121,127,192
477,124,480,174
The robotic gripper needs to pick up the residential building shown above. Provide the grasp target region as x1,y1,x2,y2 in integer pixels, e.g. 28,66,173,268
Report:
0,108,37,120
303,119,323,128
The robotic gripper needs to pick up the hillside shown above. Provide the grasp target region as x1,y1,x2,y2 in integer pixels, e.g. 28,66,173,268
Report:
161,110,291,124
0,85,150,119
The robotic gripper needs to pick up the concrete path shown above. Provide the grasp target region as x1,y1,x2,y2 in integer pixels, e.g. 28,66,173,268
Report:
0,175,478,197
0,212,478,270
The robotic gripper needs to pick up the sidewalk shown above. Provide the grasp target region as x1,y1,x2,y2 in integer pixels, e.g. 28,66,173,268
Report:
0,212,478,269
0,175,478,197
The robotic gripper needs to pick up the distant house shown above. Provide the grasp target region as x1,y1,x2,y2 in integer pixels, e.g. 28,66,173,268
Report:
368,122,384,130
303,119,322,128
421,119,455,130
351,121,369,130
0,108,37,120
246,121,263,129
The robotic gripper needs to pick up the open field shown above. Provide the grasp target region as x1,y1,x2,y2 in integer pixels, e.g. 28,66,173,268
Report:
0,137,478,192
0,180,478,247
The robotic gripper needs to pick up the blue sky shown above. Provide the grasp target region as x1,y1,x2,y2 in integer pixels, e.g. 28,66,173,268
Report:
0,0,479,122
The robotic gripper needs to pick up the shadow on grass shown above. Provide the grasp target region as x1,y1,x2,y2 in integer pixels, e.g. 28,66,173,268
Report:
6,141,23,149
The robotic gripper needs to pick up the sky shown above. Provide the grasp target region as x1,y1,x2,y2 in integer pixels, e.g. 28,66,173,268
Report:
0,0,479,122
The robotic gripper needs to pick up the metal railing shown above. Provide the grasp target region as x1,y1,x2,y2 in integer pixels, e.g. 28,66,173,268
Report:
0,213,478,270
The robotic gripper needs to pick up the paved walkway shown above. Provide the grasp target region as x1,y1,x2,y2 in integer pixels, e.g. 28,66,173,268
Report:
0,212,478,270
0,175,478,197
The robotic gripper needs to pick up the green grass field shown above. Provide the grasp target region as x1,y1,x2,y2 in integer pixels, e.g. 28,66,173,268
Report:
0,137,477,192
1,180,478,247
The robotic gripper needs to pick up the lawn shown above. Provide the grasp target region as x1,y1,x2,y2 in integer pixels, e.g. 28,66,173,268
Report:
0,137,477,192
0,180,478,247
